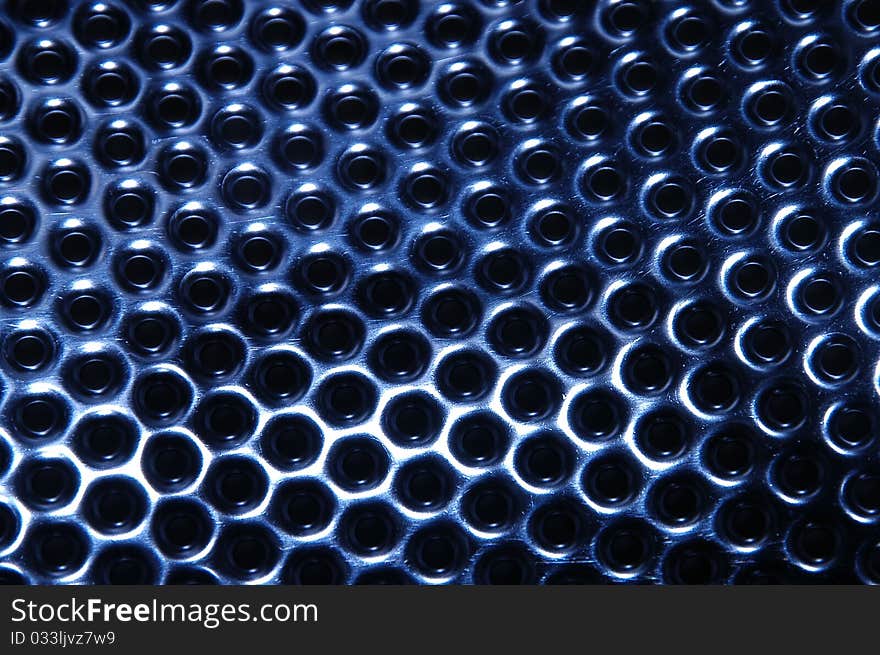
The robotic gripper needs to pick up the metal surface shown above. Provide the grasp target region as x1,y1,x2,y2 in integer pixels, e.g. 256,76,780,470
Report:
0,0,879,584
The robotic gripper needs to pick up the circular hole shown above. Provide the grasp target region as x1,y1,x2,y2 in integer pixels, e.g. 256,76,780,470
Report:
652,182,691,218
2,269,42,307
583,453,641,508
125,310,179,358
515,434,572,488
248,349,310,403
16,396,65,438
84,477,148,534
569,104,608,140
600,226,640,264
58,231,97,267
769,152,805,186
142,433,201,492
18,458,78,509
836,165,875,202
542,266,592,312
716,197,757,235
205,457,268,514
775,450,822,499
651,476,704,527
704,431,755,480
757,384,807,432
686,75,723,111
202,50,252,89
216,524,279,580
501,369,561,423
395,113,433,147
520,148,558,183
636,411,690,461
477,249,528,294
405,171,447,208
623,345,673,395
664,541,727,584
445,70,485,106
819,104,856,139
674,302,723,349
282,547,348,585
0,202,34,244
379,47,429,88
222,169,270,210
791,522,837,567
271,480,334,537
353,215,394,251
341,503,400,555
72,414,137,469
66,352,124,398
813,338,858,382
554,325,607,376
5,330,53,372
133,370,193,427
598,521,654,575
637,122,673,155
508,88,543,121
569,389,626,442
396,458,454,512
703,137,739,171
422,288,481,338
534,208,574,246
328,436,389,492
264,66,316,110
407,523,469,578
474,546,534,584
672,16,707,49
530,501,584,552
357,271,414,317
622,61,656,94
496,29,531,62
556,43,593,79
449,413,508,468
608,284,658,329
732,260,772,298
236,233,280,273
721,497,772,546
844,473,880,519
799,275,840,315
192,392,256,449
586,166,624,200
783,213,824,251
368,330,430,382
803,43,837,77
343,154,381,189
488,306,547,359
754,89,789,125
436,350,497,401
851,228,880,266
381,392,443,447
743,321,791,366
286,190,335,232
260,415,321,472
691,365,740,413
29,523,87,576
736,29,772,64
606,1,643,33
152,500,213,557
316,372,378,427
828,405,873,451
459,134,496,171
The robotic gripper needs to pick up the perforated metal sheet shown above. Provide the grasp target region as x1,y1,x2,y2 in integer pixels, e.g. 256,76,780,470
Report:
0,0,879,585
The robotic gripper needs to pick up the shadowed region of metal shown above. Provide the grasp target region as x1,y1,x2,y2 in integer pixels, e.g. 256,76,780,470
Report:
0,0,878,585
